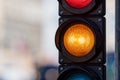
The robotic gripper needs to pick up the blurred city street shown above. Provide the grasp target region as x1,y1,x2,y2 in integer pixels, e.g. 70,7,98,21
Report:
0,0,115,80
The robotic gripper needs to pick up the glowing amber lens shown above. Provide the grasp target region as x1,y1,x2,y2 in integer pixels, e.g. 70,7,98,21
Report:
63,24,95,57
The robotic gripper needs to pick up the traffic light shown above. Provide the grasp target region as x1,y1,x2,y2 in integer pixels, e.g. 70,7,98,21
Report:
55,0,106,80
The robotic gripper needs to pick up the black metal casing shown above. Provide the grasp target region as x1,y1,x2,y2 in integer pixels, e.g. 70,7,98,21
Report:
56,0,106,79
55,17,106,64
58,65,106,80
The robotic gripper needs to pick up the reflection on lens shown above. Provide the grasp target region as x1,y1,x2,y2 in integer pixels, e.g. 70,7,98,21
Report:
67,73,91,80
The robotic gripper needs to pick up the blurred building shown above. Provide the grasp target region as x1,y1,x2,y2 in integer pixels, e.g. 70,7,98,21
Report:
0,0,42,80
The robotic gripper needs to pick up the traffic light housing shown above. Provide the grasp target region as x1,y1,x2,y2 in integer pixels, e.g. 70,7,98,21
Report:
58,65,106,80
56,17,106,64
59,0,105,16
55,0,106,79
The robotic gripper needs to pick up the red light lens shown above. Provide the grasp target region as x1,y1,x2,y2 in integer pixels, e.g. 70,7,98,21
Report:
66,0,92,8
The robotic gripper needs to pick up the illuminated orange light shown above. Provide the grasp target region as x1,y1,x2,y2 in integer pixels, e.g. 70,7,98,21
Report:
63,24,95,57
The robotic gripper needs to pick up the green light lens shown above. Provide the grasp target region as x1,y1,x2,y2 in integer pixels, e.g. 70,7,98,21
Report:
67,73,91,80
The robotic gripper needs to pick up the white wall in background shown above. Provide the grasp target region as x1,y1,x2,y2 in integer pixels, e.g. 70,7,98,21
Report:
106,0,115,53
0,0,5,46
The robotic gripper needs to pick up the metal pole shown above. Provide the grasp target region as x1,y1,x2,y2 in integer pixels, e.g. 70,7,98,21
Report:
116,0,120,79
